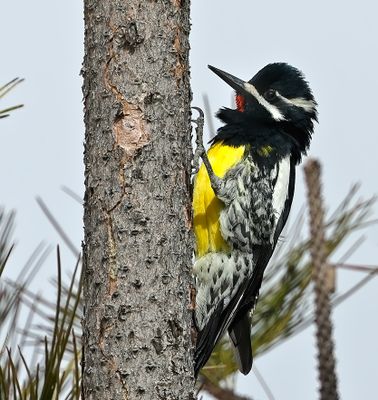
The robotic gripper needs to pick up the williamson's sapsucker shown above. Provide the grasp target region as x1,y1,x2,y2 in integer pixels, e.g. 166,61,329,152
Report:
192,63,318,376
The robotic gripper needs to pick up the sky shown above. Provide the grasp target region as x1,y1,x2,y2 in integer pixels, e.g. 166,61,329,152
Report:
1,1,378,399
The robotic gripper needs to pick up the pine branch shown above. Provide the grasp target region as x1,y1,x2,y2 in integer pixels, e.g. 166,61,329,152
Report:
201,377,253,400
0,78,24,118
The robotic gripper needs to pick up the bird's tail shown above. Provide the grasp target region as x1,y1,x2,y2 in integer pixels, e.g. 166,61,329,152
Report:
228,312,253,375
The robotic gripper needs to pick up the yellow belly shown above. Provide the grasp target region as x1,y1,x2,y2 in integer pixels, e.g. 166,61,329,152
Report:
193,141,245,258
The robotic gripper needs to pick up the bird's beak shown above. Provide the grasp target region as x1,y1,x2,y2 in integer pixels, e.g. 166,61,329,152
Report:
208,65,287,122
208,65,248,96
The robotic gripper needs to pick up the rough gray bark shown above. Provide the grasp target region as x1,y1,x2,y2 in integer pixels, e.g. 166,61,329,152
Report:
304,160,339,400
82,1,194,399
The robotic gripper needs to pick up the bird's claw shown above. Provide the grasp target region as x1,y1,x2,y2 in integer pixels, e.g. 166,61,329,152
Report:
191,107,206,175
192,106,205,120
192,146,204,175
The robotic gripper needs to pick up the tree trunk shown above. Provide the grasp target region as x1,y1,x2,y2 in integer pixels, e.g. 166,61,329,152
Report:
82,1,194,399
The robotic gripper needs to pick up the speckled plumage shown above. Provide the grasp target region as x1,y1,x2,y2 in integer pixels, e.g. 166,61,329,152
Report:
194,153,291,331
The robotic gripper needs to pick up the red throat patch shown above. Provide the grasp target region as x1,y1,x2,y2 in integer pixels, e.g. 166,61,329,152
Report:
235,94,245,112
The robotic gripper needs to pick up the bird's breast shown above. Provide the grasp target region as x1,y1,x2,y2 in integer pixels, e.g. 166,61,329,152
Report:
193,141,245,258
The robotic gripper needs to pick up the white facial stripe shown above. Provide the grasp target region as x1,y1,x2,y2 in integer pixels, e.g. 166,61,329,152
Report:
290,97,317,112
277,93,316,113
242,82,286,121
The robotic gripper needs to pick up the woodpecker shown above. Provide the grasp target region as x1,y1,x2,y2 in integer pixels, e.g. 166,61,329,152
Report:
192,63,317,376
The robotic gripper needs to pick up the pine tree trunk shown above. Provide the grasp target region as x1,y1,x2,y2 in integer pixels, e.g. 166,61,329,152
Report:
82,1,194,399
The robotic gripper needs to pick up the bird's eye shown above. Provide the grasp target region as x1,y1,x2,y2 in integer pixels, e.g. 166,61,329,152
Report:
264,89,277,101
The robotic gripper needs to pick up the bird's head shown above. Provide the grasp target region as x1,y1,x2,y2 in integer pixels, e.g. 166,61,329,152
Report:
209,63,318,162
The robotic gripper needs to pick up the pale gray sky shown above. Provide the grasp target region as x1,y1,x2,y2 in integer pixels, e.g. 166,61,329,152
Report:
2,1,377,399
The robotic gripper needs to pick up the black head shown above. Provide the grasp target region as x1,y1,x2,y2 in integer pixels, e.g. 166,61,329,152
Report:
209,63,318,163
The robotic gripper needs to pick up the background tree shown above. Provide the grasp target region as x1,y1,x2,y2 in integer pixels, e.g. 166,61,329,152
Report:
81,0,194,398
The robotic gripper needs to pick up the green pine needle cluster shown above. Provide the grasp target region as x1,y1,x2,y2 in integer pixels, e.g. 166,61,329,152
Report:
0,210,82,399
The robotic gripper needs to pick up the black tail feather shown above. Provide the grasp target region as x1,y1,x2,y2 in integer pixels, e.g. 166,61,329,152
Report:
194,302,224,377
228,312,253,375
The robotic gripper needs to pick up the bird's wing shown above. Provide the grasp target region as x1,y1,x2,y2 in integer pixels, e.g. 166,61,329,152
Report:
227,158,296,373
237,156,296,313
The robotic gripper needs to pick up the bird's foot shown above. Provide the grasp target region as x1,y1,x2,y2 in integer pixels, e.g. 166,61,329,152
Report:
191,106,206,174
191,107,223,195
